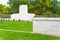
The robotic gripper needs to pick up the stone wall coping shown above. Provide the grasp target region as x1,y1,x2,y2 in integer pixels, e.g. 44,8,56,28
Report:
33,17,60,21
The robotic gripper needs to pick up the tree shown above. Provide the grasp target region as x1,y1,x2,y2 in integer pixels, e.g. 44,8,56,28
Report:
8,0,58,17
0,4,10,14
0,4,3,13
28,0,52,16
28,0,59,17
0,4,10,18
57,2,60,16
1,5,9,14
8,0,28,13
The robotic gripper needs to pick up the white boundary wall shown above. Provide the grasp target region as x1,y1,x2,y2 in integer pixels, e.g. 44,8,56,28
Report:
33,17,60,36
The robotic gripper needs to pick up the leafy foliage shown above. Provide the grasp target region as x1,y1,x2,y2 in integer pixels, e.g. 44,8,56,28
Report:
8,0,59,17
0,4,10,14
29,0,58,17
8,0,28,13
0,4,3,13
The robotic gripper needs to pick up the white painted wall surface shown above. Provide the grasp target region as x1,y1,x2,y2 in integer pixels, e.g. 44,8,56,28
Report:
33,18,60,36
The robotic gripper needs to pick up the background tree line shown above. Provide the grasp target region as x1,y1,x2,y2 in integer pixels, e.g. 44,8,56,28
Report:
0,0,60,17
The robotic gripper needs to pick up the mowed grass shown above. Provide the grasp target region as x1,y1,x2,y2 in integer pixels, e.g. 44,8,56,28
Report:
0,30,60,40
0,20,32,31
0,20,60,40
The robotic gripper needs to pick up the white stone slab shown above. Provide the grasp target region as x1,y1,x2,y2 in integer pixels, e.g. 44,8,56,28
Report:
33,17,60,36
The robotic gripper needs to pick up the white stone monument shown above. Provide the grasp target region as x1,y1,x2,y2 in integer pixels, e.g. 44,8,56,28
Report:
11,5,35,21
19,5,28,14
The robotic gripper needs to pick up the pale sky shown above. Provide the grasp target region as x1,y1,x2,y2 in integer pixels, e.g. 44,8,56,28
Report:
0,0,60,6
58,0,60,2
0,0,9,5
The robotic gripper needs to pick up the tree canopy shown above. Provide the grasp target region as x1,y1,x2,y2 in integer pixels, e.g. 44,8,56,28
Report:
0,4,10,14
8,0,28,13
8,0,59,17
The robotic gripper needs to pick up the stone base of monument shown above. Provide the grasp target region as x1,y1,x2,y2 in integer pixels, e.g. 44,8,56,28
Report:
11,13,35,21
33,17,60,36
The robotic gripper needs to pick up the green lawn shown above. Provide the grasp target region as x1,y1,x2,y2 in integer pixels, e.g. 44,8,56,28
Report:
0,20,32,31
0,30,60,40
0,20,60,40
